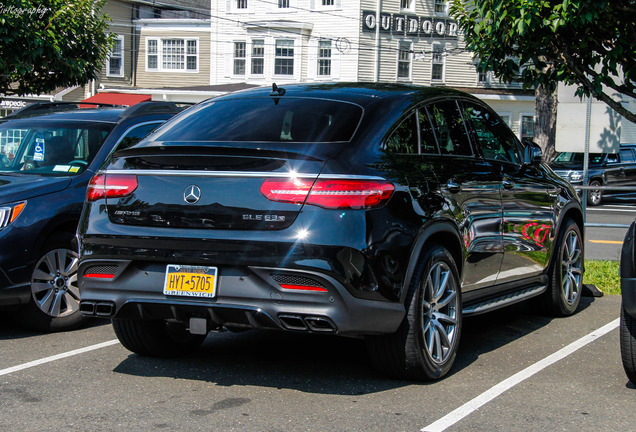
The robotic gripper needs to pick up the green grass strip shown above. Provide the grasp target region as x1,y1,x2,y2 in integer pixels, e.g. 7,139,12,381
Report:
584,260,621,295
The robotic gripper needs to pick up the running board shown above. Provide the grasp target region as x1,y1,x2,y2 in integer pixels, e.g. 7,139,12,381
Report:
462,285,547,316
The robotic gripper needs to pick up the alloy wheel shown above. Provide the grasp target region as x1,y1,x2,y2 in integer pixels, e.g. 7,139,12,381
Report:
588,181,602,206
31,248,80,318
421,262,459,364
560,230,582,305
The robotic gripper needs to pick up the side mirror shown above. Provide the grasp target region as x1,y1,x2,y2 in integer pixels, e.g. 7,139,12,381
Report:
522,140,542,165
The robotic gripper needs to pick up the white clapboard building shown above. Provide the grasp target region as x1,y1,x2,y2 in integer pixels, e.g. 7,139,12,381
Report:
205,0,536,139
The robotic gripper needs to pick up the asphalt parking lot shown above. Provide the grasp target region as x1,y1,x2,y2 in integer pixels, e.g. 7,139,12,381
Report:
1,294,633,432
584,203,636,261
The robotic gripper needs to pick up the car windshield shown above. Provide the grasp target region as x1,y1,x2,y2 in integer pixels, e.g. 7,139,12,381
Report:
552,152,604,164
0,120,113,175
150,97,363,143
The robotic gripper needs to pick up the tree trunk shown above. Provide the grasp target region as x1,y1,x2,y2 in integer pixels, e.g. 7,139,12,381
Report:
534,84,559,163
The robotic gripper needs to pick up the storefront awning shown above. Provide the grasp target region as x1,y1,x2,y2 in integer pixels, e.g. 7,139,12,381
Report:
81,92,151,107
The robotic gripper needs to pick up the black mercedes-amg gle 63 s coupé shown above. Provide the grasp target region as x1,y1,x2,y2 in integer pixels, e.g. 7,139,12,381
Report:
78,83,584,380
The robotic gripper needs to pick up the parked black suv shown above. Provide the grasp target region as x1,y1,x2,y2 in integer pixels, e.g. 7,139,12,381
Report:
549,145,636,205
0,101,184,331
78,83,584,380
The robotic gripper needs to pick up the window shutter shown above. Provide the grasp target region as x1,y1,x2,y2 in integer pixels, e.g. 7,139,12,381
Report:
307,39,317,80
224,42,233,77
309,0,315,9
335,0,342,8
331,48,340,79
227,0,232,12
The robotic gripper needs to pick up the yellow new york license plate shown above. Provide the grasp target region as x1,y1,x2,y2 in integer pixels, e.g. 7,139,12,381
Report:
163,265,218,298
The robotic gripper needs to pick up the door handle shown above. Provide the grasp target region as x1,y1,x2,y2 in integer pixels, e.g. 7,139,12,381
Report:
502,177,515,189
446,179,461,193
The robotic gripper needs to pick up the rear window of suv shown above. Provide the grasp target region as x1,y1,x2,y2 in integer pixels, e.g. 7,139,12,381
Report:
150,97,363,143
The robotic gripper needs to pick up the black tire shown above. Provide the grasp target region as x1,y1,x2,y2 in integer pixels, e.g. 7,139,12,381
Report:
16,233,87,332
544,219,583,316
366,245,462,380
112,319,206,357
620,303,636,384
587,180,602,206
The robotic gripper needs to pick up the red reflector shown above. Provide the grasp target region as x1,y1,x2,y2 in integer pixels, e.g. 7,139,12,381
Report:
83,273,115,279
87,174,138,202
261,178,394,209
279,284,328,292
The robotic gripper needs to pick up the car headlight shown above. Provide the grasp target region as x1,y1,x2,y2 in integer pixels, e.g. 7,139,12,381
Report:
0,201,26,229
569,171,583,182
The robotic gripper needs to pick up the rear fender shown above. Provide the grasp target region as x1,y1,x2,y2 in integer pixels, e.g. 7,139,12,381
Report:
399,220,463,304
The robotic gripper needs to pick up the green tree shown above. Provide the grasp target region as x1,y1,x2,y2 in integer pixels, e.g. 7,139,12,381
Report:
450,0,636,160
0,0,114,97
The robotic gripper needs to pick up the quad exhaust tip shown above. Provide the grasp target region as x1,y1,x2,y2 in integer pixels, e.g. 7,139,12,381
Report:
278,314,336,333
80,301,115,318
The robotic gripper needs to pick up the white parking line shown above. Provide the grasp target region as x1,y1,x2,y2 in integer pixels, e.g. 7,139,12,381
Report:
421,318,620,432
0,339,119,377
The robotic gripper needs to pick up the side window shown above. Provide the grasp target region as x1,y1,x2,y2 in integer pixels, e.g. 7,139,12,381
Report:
620,149,635,163
606,153,619,164
427,101,472,156
461,101,521,165
384,112,419,154
418,108,439,154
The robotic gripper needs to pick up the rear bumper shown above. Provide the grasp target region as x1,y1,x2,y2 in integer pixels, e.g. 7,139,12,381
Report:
78,259,406,336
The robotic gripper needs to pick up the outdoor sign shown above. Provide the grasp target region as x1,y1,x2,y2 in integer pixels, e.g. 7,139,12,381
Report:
362,10,458,38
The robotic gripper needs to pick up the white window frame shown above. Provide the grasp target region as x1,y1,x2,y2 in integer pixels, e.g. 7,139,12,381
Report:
478,70,492,84
233,41,246,76
520,113,536,141
317,39,332,77
310,0,341,11
431,43,445,83
107,35,125,77
273,39,295,78
146,38,159,71
397,40,413,81
308,38,339,81
249,39,265,77
400,0,414,13
145,37,199,73
228,0,254,13
434,0,448,15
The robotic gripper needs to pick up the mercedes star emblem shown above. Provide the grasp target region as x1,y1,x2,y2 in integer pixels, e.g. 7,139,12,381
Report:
184,185,201,204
